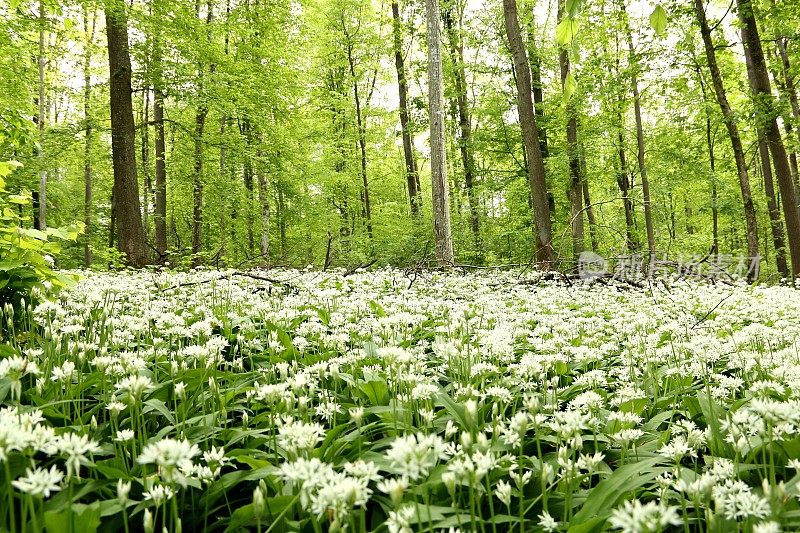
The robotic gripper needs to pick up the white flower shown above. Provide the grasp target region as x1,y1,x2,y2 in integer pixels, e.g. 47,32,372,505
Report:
609,500,681,533
116,429,135,442
495,479,512,507
58,432,101,479
138,438,200,486
538,510,559,532
12,466,64,498
385,433,450,481
385,504,415,533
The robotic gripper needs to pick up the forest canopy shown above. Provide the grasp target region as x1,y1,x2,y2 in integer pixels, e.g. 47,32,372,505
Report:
2,0,800,279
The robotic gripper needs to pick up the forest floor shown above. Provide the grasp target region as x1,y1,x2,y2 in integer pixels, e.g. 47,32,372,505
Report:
3,268,800,531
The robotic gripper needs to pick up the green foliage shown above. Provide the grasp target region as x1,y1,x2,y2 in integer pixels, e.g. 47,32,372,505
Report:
0,161,82,314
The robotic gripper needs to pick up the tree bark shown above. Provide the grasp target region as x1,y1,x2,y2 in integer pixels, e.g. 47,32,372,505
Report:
619,0,654,257
344,33,373,241
105,0,148,266
153,87,167,260
83,6,95,267
737,0,800,276
443,3,480,249
694,0,760,273
558,0,584,263
579,139,599,252
391,0,421,217
757,132,789,276
37,0,47,231
426,0,454,267
502,0,553,268
257,151,270,262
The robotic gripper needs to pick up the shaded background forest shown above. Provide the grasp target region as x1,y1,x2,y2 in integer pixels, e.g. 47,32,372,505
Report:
2,0,800,277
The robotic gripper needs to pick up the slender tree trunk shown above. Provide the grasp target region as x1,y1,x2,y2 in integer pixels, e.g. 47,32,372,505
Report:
619,0,654,257
141,88,151,235
617,105,638,252
579,139,599,252
757,132,789,276
426,0,454,267
345,37,373,241
192,107,207,265
391,0,421,217
105,1,148,266
443,4,480,249
277,186,287,259
738,0,800,276
152,0,168,261
694,0,760,273
257,151,270,262
503,0,553,268
558,0,584,262
37,0,47,231
153,86,167,260
83,7,95,267
525,16,549,158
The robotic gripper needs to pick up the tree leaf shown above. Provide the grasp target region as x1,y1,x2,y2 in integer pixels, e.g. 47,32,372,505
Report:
649,5,667,37
555,17,579,46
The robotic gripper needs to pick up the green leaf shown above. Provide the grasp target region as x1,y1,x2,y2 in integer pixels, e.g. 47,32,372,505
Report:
571,456,668,524
566,0,582,17
649,5,667,37
555,17,579,46
44,502,101,533
563,71,577,102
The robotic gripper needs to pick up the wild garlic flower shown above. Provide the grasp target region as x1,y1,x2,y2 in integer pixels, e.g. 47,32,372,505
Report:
12,465,64,498
385,433,449,481
138,438,200,486
609,500,681,533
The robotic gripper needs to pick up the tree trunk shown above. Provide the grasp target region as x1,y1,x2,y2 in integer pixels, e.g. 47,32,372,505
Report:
105,0,148,267
443,3,480,249
758,132,789,276
525,16,549,158
426,0,454,267
619,0,654,257
694,0,760,273
141,88,151,235
192,107,207,265
617,105,638,252
83,6,95,267
558,0,584,263
579,139,599,252
345,38,373,241
391,0,421,217
257,151,270,262
37,0,47,231
153,87,167,260
738,0,800,276
502,0,553,268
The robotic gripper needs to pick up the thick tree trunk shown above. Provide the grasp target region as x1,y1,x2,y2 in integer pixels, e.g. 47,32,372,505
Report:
619,0,654,257
391,0,421,217
525,16,549,158
558,0,583,263
503,0,553,268
694,0,760,273
426,0,454,267
738,0,800,276
105,1,148,266
83,7,95,267
443,4,480,249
